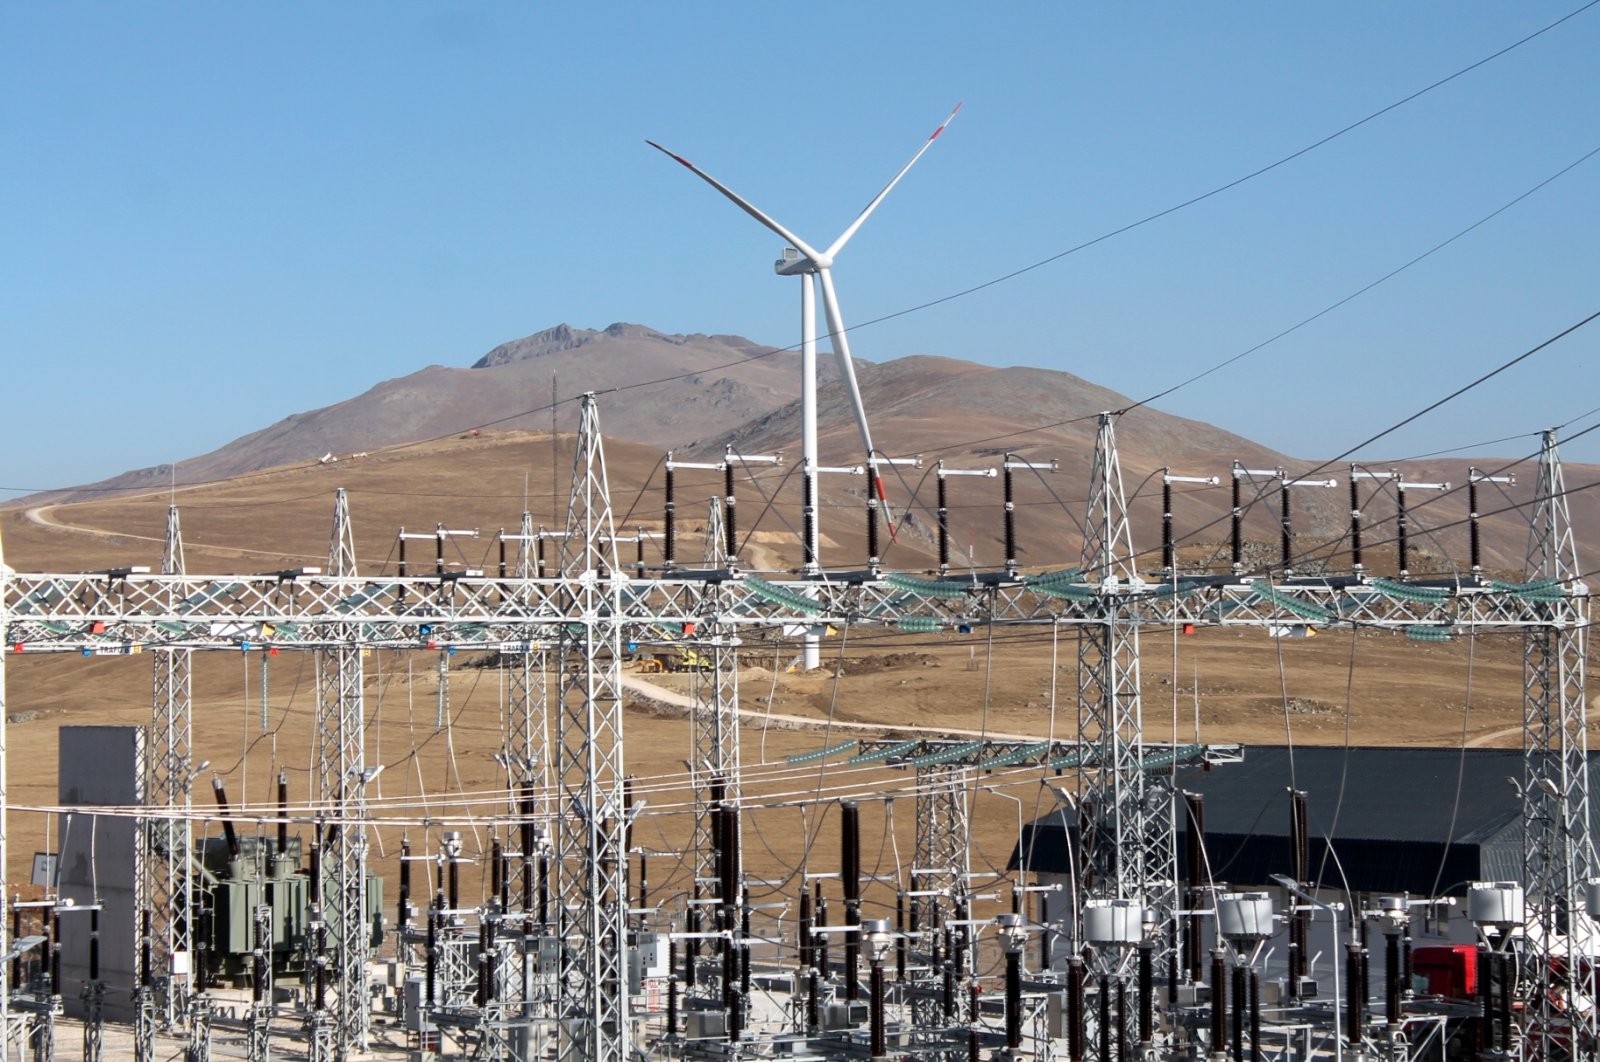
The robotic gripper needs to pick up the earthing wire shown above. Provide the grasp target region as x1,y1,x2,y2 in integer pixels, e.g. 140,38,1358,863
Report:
1428,630,1478,901
1135,340,1595,580
1121,139,1600,417
405,654,432,825
1273,590,1298,793
1310,624,1361,893
732,457,802,567
758,640,783,763
1020,621,1062,881
26,18,1599,507
798,619,854,876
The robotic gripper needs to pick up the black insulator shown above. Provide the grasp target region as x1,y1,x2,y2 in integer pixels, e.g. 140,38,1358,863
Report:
1469,480,1482,572
802,470,817,568
1250,971,1261,1062
937,474,950,572
741,894,752,999
50,912,61,996
398,841,411,931
277,772,289,855
799,888,813,973
728,984,743,1043
1068,957,1085,1062
537,850,549,928
724,463,737,561
477,921,490,1006
1231,961,1245,1062
1288,791,1309,995
720,802,741,929
866,496,880,567
896,893,908,983
1496,952,1510,1050
9,907,19,990
666,941,679,1036
498,536,507,580
1040,894,1052,971
1230,470,1243,572
871,962,887,1057
140,909,153,990
842,801,861,1001
816,890,830,979
1402,929,1413,996
1185,791,1207,981
1345,940,1363,1045
1349,476,1363,570
500,850,511,911
664,466,676,569
1099,974,1113,1062
807,968,821,1031
1210,950,1227,1054
723,928,738,1013
1118,979,1129,1062
253,947,267,1003
1005,948,1023,1049
1003,461,1018,570
1162,478,1175,571
1397,485,1410,576
425,896,438,1007
1279,483,1293,575
309,842,322,905
1386,931,1401,1024
639,851,650,916
491,839,503,905
969,983,982,1062
536,536,546,578
1479,946,1494,1051
213,777,240,859
1139,942,1154,1043
397,537,407,579
449,855,460,912
943,958,956,1020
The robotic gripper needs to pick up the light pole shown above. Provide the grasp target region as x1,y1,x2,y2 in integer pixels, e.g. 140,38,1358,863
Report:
1271,875,1347,1062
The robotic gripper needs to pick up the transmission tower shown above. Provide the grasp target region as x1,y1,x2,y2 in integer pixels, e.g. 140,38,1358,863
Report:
148,505,193,1030
554,394,631,1062
1518,428,1594,1056
911,763,970,1029
1075,412,1172,1058
313,488,371,1055
690,498,742,890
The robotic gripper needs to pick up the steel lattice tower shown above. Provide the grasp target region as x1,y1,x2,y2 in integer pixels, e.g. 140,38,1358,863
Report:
1076,413,1172,1057
911,763,970,1028
314,488,371,1056
554,394,631,1062
147,504,193,1032
1518,428,1594,1059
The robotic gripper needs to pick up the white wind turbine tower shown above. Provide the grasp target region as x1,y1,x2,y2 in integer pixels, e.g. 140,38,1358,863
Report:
647,103,961,581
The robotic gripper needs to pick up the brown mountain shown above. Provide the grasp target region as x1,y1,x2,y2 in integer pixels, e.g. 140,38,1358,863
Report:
37,323,833,502
18,324,1598,575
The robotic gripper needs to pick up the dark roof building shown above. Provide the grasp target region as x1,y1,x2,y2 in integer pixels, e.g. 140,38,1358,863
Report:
1012,745,1593,896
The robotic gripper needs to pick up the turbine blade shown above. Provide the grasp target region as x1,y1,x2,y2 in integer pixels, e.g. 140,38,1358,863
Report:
646,140,825,263
824,102,962,260
816,268,875,462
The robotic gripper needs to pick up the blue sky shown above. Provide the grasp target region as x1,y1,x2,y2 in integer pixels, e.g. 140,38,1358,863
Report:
4,3,1597,497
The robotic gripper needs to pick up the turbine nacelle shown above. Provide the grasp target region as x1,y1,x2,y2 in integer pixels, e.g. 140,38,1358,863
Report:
775,247,823,276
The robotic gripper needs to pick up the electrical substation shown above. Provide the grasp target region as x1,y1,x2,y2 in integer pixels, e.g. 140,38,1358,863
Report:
0,390,1592,1062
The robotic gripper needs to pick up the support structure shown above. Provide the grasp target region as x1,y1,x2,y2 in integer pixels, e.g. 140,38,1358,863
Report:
1517,428,1593,1057
1076,412,1169,1060
554,394,631,1062
148,505,193,1030
313,488,371,1055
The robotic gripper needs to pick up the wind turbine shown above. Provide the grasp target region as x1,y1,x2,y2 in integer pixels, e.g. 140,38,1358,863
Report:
647,103,961,570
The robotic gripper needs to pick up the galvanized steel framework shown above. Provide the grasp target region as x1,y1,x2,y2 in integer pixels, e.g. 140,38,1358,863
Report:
148,505,192,1029
0,408,1590,1061
554,394,631,1062
1518,429,1593,1058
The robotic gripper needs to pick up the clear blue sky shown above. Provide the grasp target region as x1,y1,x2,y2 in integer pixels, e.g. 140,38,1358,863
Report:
4,3,1597,498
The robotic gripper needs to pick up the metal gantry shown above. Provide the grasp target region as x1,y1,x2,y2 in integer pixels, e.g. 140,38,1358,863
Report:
1518,427,1594,1058
148,504,193,1031
0,400,1595,1062
553,394,632,1062
313,488,372,1056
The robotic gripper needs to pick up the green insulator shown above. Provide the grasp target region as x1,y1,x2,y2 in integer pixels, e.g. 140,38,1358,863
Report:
883,574,972,597
1405,625,1453,642
895,615,941,633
